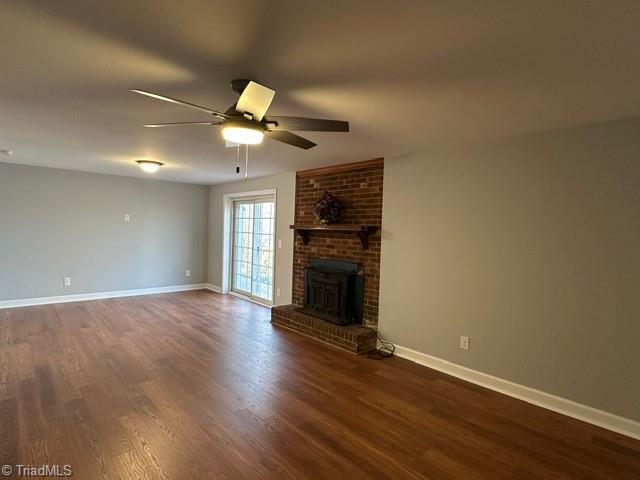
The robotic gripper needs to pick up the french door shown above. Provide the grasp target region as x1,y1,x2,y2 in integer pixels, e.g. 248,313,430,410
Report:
232,197,275,303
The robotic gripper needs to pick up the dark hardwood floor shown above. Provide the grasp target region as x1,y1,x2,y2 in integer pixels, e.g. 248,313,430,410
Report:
0,291,638,479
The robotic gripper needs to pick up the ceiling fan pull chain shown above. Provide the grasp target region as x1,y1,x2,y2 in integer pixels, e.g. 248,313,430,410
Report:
245,144,249,179
235,145,240,174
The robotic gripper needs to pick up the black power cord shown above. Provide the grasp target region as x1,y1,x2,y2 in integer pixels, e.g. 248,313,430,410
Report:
364,327,395,360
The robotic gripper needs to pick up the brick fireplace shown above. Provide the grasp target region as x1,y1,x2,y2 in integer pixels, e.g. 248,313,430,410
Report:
271,158,384,353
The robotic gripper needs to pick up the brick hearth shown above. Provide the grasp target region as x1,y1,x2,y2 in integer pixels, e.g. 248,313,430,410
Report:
271,305,377,354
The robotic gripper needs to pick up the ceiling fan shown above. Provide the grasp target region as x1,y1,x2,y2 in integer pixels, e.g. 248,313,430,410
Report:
130,79,349,150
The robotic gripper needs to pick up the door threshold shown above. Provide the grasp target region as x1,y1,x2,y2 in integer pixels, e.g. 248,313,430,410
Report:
227,290,272,308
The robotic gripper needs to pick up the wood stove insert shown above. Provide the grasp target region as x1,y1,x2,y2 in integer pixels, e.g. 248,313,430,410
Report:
297,258,364,325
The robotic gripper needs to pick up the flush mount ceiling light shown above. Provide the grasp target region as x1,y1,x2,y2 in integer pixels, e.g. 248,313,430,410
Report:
136,160,163,173
222,121,264,145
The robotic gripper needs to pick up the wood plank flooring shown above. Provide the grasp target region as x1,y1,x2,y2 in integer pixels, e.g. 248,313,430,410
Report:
0,290,638,479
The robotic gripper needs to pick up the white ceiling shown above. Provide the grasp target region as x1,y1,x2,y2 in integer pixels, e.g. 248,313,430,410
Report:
1,0,639,184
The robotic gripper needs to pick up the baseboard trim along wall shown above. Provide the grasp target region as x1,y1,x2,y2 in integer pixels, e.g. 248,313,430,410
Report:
392,343,640,440
204,284,223,293
0,283,219,309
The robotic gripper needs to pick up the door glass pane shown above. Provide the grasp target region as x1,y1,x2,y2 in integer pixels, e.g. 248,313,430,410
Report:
232,199,275,302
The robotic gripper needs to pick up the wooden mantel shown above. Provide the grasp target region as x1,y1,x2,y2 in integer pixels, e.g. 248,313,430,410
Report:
289,224,378,250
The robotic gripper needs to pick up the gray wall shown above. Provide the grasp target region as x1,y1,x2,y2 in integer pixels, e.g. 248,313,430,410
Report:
0,163,209,301
379,117,640,421
208,172,296,305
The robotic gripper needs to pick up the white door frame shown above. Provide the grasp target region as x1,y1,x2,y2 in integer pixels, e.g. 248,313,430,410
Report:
222,188,277,305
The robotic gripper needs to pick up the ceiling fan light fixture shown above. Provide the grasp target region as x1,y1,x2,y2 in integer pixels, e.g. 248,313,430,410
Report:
130,80,348,150
222,123,264,145
136,159,164,173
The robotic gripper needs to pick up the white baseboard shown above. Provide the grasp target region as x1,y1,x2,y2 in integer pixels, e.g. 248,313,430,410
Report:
392,343,640,440
0,283,211,309
204,284,223,293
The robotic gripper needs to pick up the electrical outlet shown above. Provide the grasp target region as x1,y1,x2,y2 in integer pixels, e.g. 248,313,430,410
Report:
278,239,282,249
276,287,281,297
63,276,72,287
460,336,470,351
124,213,130,223
185,269,191,278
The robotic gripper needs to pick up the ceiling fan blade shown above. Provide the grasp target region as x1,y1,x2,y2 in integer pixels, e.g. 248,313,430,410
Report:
235,81,275,121
143,121,221,128
265,116,349,132
130,89,228,118
266,130,316,150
